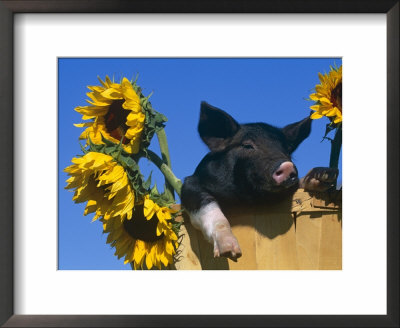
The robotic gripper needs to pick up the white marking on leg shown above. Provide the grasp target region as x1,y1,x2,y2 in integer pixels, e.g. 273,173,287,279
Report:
189,201,230,243
189,202,242,259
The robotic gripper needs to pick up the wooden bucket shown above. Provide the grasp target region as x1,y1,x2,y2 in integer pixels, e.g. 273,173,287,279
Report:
174,189,342,270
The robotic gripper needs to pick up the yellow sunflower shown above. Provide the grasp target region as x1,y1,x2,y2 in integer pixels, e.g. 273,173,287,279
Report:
143,195,178,236
75,76,145,154
309,65,342,123
102,201,179,270
64,152,134,222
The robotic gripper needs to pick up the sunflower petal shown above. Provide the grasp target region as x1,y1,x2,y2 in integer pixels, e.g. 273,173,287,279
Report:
120,78,140,101
75,106,109,117
310,112,323,119
143,197,157,220
101,88,123,100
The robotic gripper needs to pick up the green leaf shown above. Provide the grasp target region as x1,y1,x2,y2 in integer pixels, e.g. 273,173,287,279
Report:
79,141,88,154
143,172,152,190
150,183,159,198
320,122,339,143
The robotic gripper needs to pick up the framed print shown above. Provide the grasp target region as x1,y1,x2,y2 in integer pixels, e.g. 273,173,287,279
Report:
1,1,398,327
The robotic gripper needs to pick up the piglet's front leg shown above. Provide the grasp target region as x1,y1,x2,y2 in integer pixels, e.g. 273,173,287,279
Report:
190,202,242,261
300,167,339,192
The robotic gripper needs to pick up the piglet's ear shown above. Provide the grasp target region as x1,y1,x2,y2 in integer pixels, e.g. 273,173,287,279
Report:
198,101,240,152
282,116,312,153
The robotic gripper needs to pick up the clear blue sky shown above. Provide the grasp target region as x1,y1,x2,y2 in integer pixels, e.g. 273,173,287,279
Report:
58,58,342,270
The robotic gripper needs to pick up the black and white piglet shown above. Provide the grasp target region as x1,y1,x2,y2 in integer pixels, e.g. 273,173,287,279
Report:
181,102,338,261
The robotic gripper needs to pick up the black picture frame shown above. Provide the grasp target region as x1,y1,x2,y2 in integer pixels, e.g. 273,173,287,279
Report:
0,1,398,327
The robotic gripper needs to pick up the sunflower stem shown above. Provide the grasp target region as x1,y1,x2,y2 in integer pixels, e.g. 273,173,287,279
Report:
146,149,182,197
156,129,172,167
155,129,176,201
329,123,342,188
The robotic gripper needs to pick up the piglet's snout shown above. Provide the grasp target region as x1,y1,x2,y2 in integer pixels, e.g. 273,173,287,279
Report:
272,161,297,185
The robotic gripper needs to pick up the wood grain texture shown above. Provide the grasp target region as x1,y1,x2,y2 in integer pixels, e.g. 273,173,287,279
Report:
175,189,342,270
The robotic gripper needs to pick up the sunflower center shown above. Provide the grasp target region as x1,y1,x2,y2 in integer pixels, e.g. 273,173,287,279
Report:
104,99,130,144
123,204,164,242
331,81,342,112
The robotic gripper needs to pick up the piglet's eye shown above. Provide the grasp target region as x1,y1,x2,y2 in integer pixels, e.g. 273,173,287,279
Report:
242,142,255,149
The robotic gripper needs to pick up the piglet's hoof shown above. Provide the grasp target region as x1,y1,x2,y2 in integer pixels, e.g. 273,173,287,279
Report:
213,227,242,262
300,167,339,192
